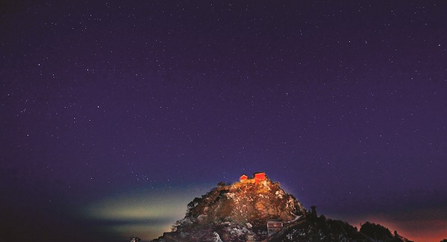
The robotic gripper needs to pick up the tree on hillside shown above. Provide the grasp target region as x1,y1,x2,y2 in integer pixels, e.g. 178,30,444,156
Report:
130,237,141,242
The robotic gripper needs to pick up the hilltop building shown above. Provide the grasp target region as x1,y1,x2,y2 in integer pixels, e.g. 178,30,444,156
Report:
239,172,267,183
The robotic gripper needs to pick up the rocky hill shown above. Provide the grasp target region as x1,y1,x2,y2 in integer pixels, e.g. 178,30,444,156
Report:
151,173,412,242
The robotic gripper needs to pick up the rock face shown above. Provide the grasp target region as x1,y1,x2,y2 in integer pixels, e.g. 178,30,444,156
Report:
151,173,412,242
184,174,305,228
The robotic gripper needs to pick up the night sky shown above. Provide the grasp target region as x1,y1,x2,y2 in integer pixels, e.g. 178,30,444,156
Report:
1,1,447,241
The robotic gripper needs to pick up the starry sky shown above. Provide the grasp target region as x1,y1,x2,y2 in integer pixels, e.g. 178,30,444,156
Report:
1,1,447,241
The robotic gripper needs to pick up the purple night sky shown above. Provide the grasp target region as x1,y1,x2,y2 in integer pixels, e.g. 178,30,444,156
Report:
1,1,446,241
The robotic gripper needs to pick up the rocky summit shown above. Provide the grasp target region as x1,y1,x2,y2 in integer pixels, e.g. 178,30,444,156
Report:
151,173,412,242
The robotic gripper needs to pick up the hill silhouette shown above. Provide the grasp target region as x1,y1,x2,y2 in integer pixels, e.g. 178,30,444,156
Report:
151,173,413,242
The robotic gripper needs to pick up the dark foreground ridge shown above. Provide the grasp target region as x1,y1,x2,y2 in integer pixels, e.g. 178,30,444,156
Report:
151,172,413,242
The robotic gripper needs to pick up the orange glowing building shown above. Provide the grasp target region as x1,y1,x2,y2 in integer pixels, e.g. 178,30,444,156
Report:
240,174,249,182
239,172,267,184
254,172,266,183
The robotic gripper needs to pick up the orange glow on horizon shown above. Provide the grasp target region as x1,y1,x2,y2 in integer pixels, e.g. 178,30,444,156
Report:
343,213,447,242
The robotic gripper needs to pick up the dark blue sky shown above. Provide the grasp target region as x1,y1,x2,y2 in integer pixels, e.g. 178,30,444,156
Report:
1,1,447,241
